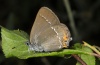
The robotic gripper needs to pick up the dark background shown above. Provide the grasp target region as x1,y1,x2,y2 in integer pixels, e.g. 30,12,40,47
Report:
0,0,100,65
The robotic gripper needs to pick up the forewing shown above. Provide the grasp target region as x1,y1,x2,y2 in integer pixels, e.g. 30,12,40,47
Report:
30,7,60,43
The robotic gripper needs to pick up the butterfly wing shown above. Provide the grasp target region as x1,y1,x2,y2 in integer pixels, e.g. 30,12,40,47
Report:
29,7,72,52
30,7,61,43
35,23,71,51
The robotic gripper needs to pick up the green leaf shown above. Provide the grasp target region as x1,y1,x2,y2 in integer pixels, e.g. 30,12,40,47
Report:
1,27,95,59
76,62,81,65
1,27,29,59
76,46,95,65
72,43,82,50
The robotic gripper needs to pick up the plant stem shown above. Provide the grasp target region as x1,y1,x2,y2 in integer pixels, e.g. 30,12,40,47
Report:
72,54,87,65
83,41,100,55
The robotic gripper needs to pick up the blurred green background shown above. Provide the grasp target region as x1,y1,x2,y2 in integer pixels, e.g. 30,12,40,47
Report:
0,0,100,65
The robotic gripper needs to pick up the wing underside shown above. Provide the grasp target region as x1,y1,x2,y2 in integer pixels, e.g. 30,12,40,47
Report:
30,7,61,43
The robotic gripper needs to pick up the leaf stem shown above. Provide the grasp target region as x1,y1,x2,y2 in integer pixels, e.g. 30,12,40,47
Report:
72,54,87,65
83,41,100,55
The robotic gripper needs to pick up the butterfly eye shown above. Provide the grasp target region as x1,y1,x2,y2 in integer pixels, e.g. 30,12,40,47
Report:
25,41,30,46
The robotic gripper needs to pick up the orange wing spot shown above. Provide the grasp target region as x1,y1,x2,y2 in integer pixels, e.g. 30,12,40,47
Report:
62,42,67,48
63,35,67,41
62,33,68,48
